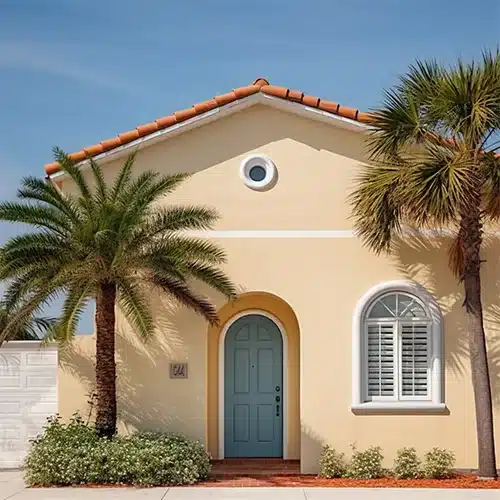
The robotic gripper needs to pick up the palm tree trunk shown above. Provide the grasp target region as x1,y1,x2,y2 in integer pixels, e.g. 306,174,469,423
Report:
460,210,497,479
95,282,117,438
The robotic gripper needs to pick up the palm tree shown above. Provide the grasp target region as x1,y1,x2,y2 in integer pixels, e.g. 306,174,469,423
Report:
0,149,236,438
0,301,55,341
350,52,500,479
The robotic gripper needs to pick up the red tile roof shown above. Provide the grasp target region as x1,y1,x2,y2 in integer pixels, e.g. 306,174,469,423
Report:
44,78,372,175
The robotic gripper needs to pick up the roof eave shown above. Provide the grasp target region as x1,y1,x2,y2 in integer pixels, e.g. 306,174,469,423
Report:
47,93,371,180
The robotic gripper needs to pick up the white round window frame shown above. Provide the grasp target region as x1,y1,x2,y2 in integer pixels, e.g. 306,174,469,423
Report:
240,154,277,191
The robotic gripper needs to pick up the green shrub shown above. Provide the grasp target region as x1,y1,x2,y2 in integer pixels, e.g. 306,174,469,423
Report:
346,445,384,479
24,414,211,486
393,447,421,479
422,448,455,479
319,445,346,478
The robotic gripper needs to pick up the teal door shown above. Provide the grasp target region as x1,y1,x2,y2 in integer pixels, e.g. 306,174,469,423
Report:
224,314,283,458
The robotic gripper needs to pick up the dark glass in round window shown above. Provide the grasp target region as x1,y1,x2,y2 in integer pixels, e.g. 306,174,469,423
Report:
249,165,266,182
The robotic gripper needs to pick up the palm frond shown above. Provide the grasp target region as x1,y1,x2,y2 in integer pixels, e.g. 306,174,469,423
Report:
0,202,71,235
141,236,227,264
401,145,476,226
116,278,155,340
128,206,219,247
349,159,407,253
180,262,237,299
21,316,57,340
481,152,500,218
111,151,136,201
148,271,219,325
89,157,108,204
57,283,94,345
19,176,82,224
52,147,92,201
0,287,59,344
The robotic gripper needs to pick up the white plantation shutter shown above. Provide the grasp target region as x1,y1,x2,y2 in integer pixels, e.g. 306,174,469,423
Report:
367,324,394,397
363,292,433,403
401,323,429,397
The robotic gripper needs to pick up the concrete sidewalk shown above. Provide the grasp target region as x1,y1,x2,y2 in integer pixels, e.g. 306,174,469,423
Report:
1,471,498,500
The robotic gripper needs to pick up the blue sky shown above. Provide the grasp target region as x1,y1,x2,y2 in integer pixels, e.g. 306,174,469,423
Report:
0,0,499,332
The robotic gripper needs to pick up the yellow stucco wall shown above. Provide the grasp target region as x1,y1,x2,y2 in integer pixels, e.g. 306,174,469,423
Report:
57,103,500,472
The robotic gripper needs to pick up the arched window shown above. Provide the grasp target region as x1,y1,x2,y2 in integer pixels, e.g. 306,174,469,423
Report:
352,281,445,413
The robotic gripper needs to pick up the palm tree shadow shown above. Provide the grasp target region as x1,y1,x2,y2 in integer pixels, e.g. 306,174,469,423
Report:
393,233,500,405
59,283,249,436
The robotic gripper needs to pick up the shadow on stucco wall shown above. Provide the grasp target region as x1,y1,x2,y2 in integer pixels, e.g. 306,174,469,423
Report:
394,233,500,407
59,283,247,439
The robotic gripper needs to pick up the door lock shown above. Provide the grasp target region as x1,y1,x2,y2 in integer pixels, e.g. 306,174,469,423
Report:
276,405,280,417
275,396,280,402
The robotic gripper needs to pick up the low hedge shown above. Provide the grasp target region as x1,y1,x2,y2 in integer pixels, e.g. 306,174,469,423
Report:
319,445,456,480
24,414,211,486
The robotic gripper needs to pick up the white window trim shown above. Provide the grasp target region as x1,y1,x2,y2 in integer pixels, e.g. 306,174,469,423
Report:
240,154,277,191
352,280,445,414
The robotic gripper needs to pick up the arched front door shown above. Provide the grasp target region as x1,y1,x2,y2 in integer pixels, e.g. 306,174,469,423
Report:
224,314,283,458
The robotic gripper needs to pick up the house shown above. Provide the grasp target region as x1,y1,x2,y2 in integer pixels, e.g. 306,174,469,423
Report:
2,78,499,471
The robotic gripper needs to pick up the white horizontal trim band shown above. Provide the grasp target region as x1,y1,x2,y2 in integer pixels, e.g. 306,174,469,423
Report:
184,230,355,238
184,229,500,239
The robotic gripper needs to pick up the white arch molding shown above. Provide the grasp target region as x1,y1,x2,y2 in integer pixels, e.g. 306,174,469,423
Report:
351,280,446,413
218,309,289,459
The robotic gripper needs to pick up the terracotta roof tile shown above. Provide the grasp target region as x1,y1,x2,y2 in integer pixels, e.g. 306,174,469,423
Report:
356,111,374,124
302,95,320,108
337,105,358,121
68,151,87,164
214,92,238,106
287,90,304,102
100,137,123,151
260,84,289,99
155,115,177,129
44,78,370,175
119,130,140,142
318,100,340,114
193,99,219,114
136,122,159,135
252,78,269,87
233,85,260,99
174,107,198,123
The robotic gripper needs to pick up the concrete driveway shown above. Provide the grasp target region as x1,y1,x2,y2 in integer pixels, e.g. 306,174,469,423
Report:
1,471,498,500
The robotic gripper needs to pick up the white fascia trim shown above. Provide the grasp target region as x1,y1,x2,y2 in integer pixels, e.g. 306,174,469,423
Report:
351,402,447,414
47,93,370,180
260,93,370,133
351,280,444,410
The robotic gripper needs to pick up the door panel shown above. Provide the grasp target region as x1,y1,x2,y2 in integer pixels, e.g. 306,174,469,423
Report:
224,315,283,458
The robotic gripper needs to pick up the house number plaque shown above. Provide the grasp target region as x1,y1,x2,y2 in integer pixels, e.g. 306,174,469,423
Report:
170,363,188,379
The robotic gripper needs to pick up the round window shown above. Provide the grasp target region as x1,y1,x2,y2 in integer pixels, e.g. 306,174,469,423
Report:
240,155,277,191
249,165,266,182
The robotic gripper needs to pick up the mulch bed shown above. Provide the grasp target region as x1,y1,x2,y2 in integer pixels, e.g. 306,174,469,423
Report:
30,474,500,489
196,474,500,489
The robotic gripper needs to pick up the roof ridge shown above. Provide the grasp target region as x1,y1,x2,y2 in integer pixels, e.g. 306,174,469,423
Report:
44,78,372,175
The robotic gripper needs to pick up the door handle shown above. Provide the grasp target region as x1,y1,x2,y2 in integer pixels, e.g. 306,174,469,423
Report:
276,404,280,417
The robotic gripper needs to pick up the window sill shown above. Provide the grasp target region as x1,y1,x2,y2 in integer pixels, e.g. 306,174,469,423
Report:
351,402,447,415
